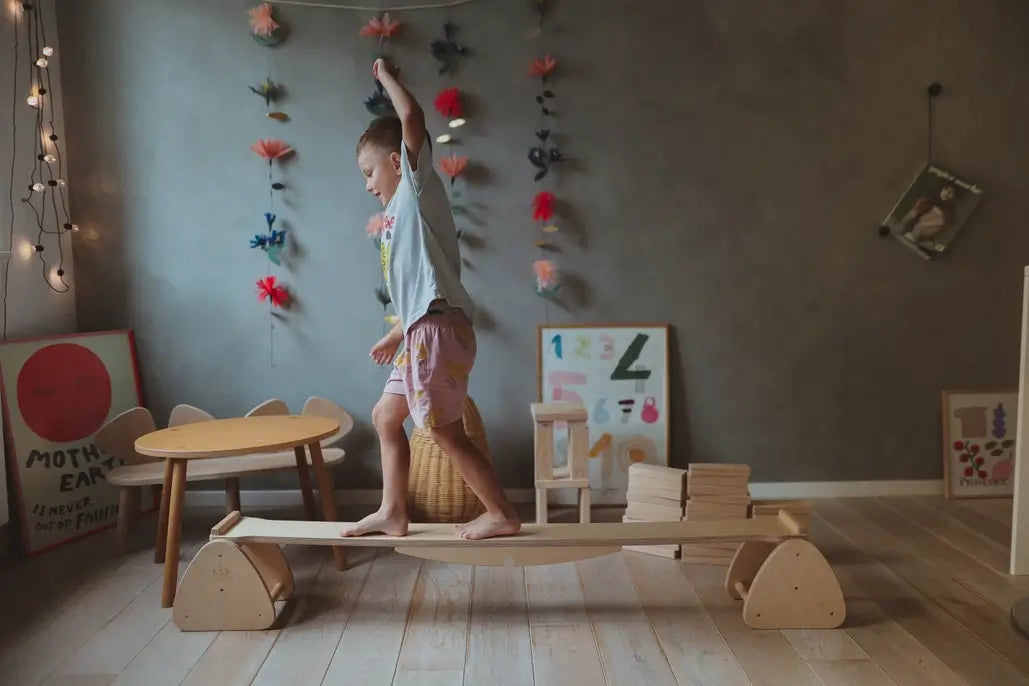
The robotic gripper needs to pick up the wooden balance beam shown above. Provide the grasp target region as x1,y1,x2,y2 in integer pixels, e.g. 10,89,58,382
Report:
172,509,845,632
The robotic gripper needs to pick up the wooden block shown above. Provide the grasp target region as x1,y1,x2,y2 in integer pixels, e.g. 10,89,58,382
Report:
687,463,751,476
534,421,555,481
625,502,683,521
738,538,845,629
686,493,751,506
536,478,591,490
531,402,588,423
687,481,750,496
628,463,686,481
567,420,589,480
685,503,750,520
625,491,683,507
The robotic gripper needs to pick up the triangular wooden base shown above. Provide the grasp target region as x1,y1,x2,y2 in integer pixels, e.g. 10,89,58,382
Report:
726,539,845,629
173,540,289,631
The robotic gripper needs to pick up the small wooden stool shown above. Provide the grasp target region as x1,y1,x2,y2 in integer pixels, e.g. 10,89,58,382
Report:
532,402,590,524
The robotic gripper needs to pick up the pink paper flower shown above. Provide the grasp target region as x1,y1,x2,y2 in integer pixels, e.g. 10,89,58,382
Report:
439,154,469,180
534,259,559,292
248,3,279,37
530,54,557,78
250,138,294,160
360,12,400,41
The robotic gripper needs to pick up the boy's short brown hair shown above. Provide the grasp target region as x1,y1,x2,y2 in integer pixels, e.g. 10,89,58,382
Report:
357,115,402,156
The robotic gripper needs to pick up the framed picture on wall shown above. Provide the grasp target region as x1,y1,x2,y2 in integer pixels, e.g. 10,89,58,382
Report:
537,323,669,505
0,330,144,554
882,163,984,260
942,389,1017,499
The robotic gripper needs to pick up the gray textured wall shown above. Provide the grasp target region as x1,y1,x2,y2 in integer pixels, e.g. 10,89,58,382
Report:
56,0,1029,487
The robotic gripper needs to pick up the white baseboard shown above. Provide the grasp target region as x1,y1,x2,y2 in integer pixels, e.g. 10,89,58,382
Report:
182,480,943,509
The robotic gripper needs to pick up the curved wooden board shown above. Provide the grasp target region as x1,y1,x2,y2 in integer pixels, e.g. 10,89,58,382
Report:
395,545,620,566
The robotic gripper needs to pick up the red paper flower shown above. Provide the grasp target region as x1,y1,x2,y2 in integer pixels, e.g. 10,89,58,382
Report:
439,154,468,180
530,54,557,78
532,191,555,221
257,275,289,307
250,138,294,160
434,88,463,119
360,12,400,40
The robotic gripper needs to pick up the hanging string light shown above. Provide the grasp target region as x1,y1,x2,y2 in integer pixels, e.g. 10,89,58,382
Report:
12,1,74,296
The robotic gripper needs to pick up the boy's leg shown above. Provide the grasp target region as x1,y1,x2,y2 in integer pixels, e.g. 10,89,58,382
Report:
429,420,521,540
414,309,520,540
340,387,411,537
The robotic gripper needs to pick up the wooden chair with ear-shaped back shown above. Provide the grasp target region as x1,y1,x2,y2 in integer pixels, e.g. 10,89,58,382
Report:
94,407,158,554
237,398,290,513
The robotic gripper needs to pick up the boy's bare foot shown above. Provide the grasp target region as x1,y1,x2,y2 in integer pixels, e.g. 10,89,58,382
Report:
340,509,409,537
455,511,521,540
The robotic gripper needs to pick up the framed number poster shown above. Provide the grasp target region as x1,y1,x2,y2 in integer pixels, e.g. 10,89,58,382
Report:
537,323,669,504
942,389,1017,499
0,330,144,554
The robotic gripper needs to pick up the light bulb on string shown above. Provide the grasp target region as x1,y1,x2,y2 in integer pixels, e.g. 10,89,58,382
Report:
42,46,53,56
56,179,65,187
18,240,33,260
31,182,45,193
26,95,39,108
35,58,48,68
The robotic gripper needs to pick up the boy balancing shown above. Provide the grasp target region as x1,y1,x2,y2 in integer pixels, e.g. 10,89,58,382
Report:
341,59,521,541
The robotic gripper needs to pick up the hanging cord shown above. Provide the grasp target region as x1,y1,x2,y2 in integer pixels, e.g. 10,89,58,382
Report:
927,82,941,164
3,6,20,340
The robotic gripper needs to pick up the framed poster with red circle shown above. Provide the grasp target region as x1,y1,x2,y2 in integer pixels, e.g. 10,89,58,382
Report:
0,329,143,554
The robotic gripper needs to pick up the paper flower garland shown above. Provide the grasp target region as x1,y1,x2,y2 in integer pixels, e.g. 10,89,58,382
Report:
439,154,468,186
248,2,286,47
257,276,290,308
430,22,469,76
528,56,562,182
361,14,400,115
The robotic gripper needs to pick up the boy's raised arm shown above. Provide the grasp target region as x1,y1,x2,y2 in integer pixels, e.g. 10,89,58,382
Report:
373,58,426,167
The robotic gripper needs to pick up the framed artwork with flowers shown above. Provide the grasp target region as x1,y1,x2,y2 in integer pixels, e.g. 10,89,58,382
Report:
941,389,1017,498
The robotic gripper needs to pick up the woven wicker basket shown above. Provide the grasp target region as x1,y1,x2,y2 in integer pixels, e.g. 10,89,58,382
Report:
406,397,491,523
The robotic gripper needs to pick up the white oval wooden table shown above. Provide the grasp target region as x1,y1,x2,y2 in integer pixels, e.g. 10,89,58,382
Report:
135,415,342,608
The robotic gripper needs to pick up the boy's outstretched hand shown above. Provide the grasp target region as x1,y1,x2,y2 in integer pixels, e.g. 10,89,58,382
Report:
372,58,397,81
370,325,402,365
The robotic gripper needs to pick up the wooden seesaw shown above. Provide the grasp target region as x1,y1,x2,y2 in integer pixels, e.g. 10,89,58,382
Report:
171,507,846,632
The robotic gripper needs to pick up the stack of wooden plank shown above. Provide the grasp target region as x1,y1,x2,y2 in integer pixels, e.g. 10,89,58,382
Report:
621,463,686,558
682,463,751,565
750,499,812,534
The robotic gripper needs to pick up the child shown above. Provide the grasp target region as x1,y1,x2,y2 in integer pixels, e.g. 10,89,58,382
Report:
341,58,521,541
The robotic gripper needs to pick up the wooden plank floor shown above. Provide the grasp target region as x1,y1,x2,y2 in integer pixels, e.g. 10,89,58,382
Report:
0,496,1027,685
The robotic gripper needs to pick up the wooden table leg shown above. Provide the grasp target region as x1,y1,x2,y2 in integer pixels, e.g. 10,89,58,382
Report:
293,446,317,520
155,458,173,564
308,441,346,569
161,459,188,608
225,477,241,514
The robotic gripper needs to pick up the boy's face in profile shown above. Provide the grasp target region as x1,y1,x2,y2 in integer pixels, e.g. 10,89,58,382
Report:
357,143,401,208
